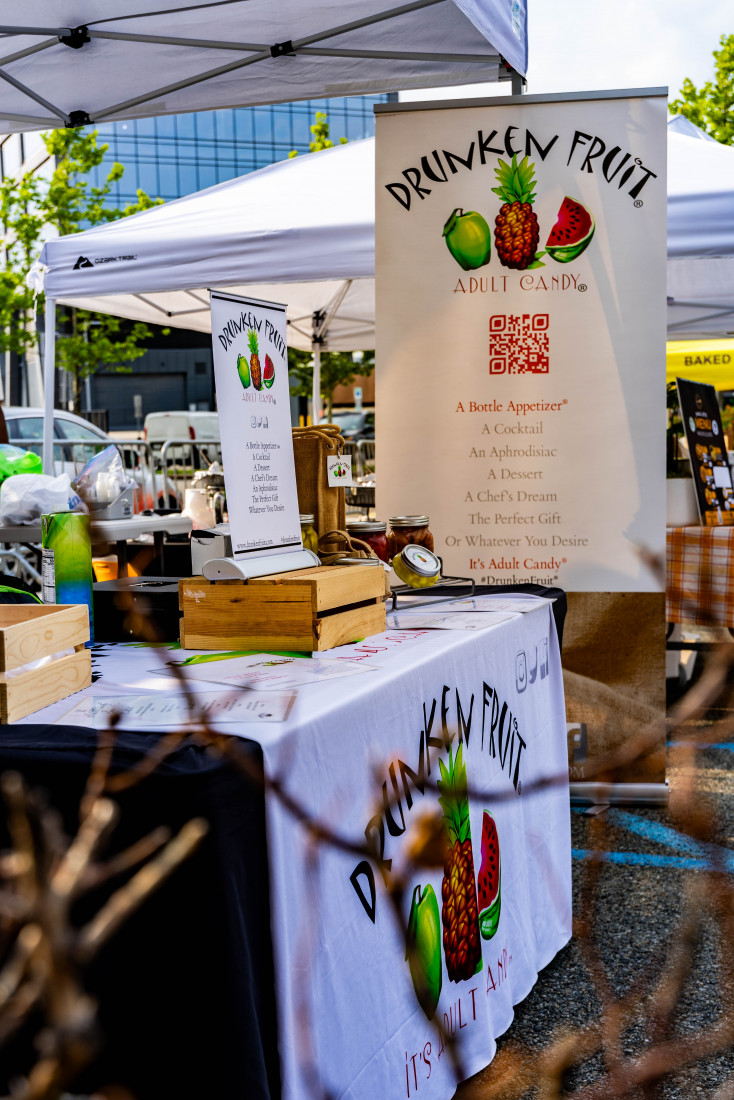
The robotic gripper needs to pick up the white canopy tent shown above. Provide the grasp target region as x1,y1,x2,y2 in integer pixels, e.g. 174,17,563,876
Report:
0,0,526,134
36,136,379,468
38,113,734,469
666,115,734,339
11,0,528,470
40,137,377,346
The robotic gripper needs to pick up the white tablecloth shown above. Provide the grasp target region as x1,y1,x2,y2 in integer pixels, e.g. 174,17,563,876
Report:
24,604,571,1099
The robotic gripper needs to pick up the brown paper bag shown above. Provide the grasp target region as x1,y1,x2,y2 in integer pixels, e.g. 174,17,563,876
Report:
292,425,346,556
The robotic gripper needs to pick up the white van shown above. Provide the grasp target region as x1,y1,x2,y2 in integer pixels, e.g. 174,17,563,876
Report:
143,410,220,445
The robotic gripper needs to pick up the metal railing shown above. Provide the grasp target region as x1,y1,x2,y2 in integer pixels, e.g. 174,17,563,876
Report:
358,440,376,476
340,440,376,478
6,435,172,515
158,438,223,507
5,432,374,514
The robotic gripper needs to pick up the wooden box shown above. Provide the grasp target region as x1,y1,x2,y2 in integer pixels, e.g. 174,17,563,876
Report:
0,604,91,723
179,565,386,652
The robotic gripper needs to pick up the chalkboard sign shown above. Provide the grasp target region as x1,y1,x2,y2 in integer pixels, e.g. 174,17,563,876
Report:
676,377,734,526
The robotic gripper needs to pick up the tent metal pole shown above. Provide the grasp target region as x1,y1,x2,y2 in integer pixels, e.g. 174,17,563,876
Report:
0,68,67,120
312,344,321,425
668,307,734,330
42,299,56,475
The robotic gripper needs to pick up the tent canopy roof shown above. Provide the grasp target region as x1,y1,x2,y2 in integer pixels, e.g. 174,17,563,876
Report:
0,0,525,133
39,136,377,351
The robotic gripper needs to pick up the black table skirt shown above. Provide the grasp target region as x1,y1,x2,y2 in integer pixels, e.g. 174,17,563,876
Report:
0,726,280,1100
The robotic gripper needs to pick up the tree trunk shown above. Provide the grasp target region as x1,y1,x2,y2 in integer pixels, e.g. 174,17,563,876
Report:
72,369,83,415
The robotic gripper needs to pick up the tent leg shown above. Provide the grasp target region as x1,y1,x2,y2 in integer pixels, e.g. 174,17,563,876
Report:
312,344,321,424
510,68,526,95
43,299,56,474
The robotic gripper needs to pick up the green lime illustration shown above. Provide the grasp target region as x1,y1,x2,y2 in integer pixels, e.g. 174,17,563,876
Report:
406,883,442,1019
237,352,251,389
443,207,492,271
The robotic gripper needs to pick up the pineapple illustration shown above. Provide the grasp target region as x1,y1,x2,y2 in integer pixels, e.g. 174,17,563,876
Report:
248,329,262,390
437,743,482,983
492,154,540,270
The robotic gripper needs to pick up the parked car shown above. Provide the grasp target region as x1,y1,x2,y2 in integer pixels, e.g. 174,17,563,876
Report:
318,409,375,441
2,407,180,511
143,410,220,446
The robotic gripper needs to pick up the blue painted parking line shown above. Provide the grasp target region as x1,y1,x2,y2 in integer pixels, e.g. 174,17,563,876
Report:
572,849,710,870
669,741,734,751
572,807,734,873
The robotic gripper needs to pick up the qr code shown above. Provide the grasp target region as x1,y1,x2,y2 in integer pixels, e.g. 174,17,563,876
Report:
489,313,550,374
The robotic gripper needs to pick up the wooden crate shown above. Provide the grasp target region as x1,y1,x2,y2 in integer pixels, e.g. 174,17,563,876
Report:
0,604,91,723
179,565,386,651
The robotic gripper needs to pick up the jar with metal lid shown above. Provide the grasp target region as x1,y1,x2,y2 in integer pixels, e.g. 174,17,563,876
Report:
392,544,441,589
299,514,318,554
387,515,434,558
346,519,389,562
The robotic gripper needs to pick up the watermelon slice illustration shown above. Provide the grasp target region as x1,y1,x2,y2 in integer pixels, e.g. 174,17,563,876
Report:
546,196,595,263
263,354,275,389
476,810,501,940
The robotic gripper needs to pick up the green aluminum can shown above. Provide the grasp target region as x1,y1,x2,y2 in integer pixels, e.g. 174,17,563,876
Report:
41,511,94,643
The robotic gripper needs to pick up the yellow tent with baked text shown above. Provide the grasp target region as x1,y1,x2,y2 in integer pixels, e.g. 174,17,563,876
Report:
667,340,734,390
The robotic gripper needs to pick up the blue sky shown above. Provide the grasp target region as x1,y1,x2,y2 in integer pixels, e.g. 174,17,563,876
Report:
527,0,731,99
401,1,731,104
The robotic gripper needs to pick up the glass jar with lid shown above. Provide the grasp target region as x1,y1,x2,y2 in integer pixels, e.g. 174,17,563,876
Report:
392,544,441,589
346,519,389,562
299,514,318,554
387,515,434,559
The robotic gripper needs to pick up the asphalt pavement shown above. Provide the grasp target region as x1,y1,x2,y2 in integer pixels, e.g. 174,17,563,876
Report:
457,655,734,1099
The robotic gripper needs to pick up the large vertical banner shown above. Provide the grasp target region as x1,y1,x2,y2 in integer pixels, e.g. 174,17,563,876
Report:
375,91,667,592
210,291,302,561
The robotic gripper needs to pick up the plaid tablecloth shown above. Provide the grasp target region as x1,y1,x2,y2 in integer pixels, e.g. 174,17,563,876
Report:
667,525,734,625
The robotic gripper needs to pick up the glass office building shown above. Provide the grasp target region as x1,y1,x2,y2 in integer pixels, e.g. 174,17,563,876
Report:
87,95,387,206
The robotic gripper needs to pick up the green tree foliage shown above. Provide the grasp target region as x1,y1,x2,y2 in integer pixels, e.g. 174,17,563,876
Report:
289,349,375,422
670,34,734,145
288,110,348,158
0,127,163,410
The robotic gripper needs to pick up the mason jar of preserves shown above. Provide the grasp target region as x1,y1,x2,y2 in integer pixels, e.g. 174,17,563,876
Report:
299,514,318,553
346,519,389,562
392,544,441,589
387,515,434,558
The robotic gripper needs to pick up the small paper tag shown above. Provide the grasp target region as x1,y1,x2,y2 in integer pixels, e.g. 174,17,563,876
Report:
327,454,353,487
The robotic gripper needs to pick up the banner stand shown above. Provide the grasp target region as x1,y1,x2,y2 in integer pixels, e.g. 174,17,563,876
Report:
203,548,319,581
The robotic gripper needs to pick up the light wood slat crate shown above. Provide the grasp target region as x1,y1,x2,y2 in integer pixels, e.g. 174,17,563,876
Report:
0,604,91,723
179,565,386,652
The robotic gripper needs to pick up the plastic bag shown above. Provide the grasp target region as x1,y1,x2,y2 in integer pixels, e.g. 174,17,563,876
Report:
0,443,42,486
0,472,85,525
73,444,134,510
